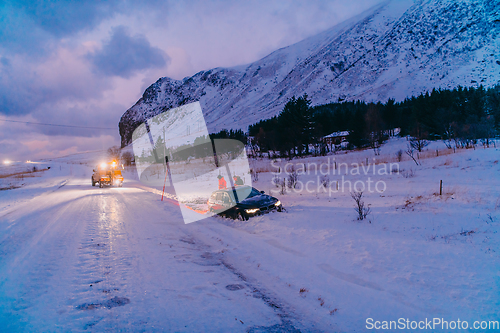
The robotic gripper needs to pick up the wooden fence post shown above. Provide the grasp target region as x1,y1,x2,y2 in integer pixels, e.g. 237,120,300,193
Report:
439,180,443,196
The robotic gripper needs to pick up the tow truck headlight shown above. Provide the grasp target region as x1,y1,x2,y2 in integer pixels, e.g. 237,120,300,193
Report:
274,200,281,206
245,208,259,214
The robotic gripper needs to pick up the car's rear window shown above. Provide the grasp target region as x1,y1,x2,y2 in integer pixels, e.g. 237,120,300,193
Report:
229,187,261,202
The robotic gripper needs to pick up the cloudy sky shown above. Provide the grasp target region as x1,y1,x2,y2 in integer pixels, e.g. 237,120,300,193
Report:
0,0,382,161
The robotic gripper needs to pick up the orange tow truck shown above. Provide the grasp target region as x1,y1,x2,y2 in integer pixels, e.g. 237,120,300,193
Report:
91,160,124,188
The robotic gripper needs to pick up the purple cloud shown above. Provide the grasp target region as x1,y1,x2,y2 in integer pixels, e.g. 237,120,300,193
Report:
89,26,169,78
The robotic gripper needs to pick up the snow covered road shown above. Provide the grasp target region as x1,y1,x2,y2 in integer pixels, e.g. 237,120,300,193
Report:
1,143,499,332
0,177,299,332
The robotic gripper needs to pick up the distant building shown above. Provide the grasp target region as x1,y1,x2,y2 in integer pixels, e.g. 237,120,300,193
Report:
322,131,349,151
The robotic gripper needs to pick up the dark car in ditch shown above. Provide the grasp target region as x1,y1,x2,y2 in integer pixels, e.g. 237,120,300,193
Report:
208,185,282,220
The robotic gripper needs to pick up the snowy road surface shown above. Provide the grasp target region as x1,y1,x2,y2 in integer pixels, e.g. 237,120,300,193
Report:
1,142,499,332
0,177,301,332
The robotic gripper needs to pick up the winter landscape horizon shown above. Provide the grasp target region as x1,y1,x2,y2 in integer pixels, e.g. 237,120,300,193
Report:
1,0,500,332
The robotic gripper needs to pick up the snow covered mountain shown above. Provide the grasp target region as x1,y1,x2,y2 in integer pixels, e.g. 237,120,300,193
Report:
119,0,500,147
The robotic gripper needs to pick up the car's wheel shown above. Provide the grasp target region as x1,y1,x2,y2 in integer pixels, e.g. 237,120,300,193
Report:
119,183,123,187
235,211,247,221
277,206,282,212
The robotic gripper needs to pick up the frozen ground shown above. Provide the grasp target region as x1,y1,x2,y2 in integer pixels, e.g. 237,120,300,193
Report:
0,139,499,332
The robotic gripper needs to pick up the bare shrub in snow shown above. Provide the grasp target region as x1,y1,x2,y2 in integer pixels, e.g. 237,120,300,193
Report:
121,151,134,166
287,171,298,189
320,175,329,188
405,145,420,165
272,174,280,187
402,168,416,178
395,149,403,162
410,137,429,152
443,123,455,149
272,174,286,195
251,169,259,182
280,180,286,195
351,191,371,221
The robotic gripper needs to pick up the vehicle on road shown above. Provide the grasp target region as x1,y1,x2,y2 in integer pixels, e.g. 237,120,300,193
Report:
92,161,123,188
112,169,124,187
208,185,282,220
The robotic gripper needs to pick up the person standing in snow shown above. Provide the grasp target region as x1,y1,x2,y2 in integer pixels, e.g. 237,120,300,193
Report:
233,175,244,186
218,175,227,189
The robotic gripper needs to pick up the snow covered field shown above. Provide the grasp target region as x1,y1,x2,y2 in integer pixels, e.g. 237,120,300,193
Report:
0,139,499,332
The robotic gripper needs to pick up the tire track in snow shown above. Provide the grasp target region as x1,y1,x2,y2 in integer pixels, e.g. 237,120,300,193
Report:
71,190,135,330
175,222,310,332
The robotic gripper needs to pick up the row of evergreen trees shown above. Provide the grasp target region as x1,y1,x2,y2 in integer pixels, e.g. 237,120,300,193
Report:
246,85,500,158
136,128,248,163
136,85,499,162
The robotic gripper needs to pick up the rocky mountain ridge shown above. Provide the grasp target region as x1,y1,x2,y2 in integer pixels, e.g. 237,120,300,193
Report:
120,0,500,147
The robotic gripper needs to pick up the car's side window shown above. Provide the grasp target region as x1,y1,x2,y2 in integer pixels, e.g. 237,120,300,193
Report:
216,193,223,201
223,193,231,204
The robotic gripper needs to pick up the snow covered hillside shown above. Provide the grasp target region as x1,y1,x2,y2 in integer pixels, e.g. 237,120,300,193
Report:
1,140,499,331
119,0,500,146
